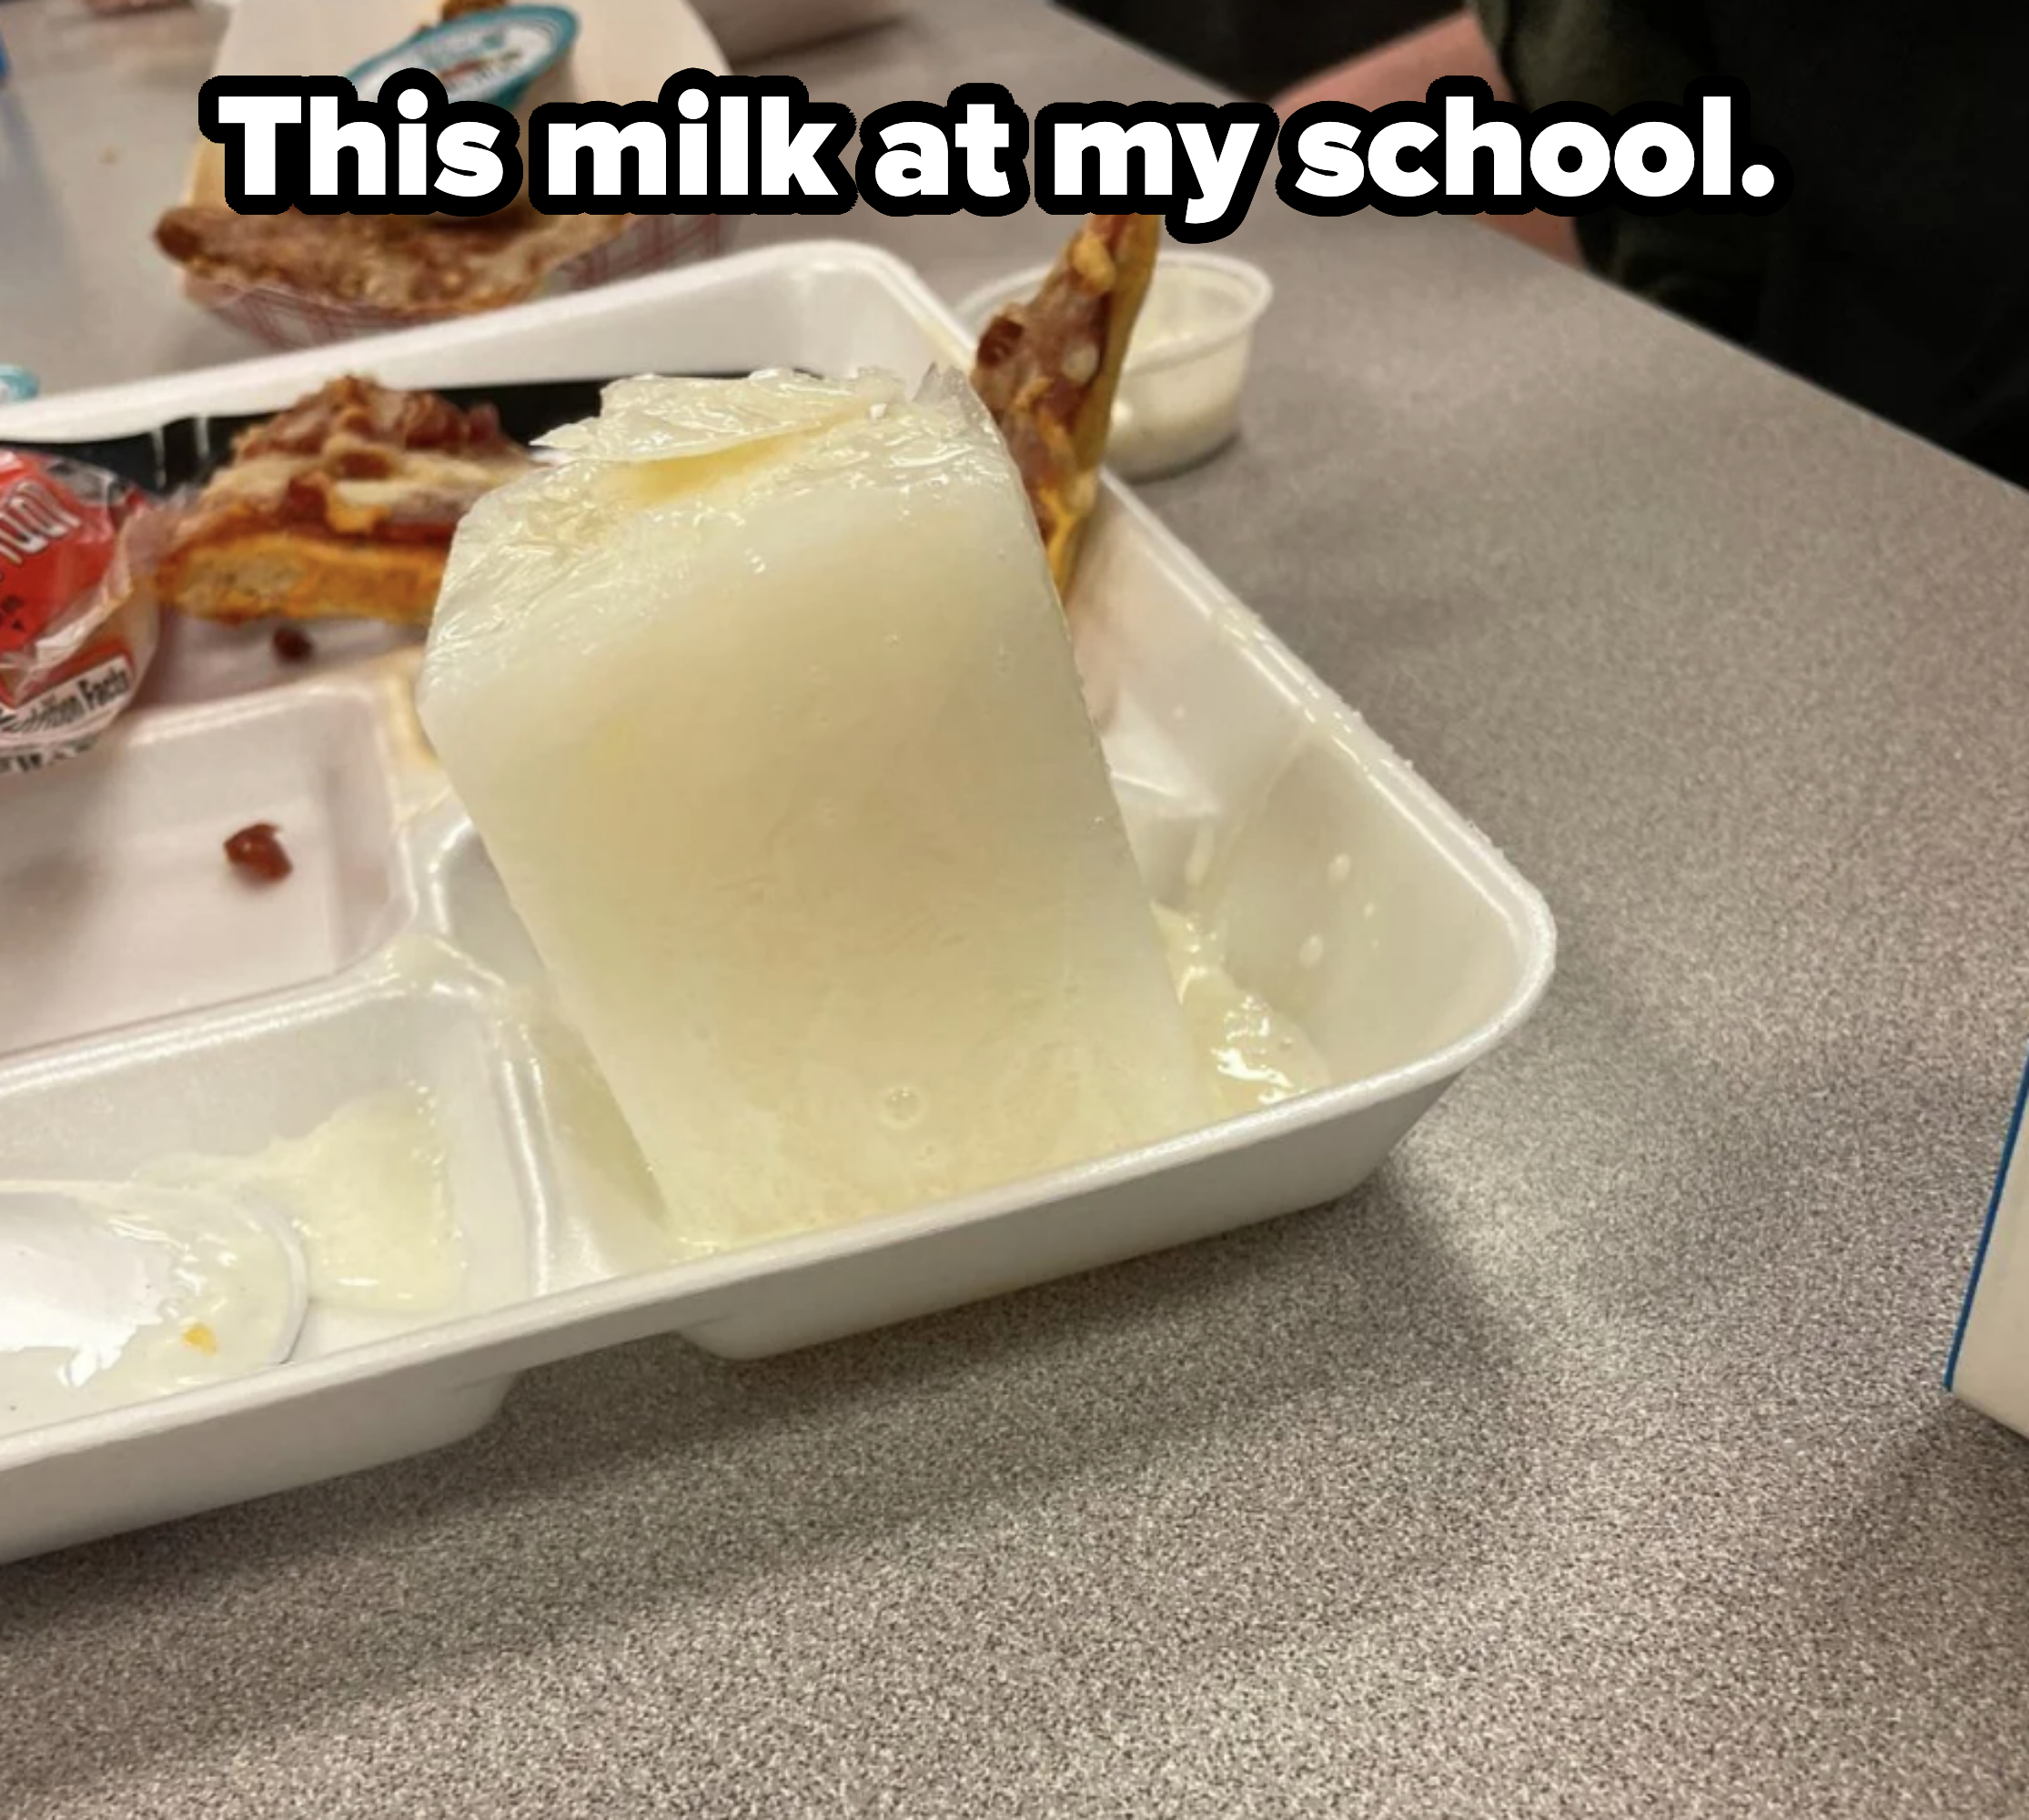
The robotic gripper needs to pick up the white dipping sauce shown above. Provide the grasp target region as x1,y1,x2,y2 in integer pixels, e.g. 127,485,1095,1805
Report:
1108,257,1273,481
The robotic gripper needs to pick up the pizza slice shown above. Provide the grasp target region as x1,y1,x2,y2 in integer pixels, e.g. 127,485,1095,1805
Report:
156,0,628,316
151,376,534,626
154,206,626,318
970,212,1161,597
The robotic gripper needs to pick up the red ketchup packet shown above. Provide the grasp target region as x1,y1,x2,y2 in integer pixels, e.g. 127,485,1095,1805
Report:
0,451,164,775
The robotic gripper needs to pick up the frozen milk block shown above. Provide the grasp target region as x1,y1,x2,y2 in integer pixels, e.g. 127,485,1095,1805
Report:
418,369,1215,1247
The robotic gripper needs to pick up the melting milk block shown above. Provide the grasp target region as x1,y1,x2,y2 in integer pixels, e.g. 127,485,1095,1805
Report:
419,369,1215,1247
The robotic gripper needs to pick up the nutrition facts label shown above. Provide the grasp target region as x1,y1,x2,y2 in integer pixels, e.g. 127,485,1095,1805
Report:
0,651,136,770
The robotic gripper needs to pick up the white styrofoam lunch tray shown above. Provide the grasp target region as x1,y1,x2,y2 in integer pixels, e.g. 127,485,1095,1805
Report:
0,242,1555,1562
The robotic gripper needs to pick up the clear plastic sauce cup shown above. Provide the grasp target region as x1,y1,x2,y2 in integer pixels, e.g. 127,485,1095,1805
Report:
958,251,1274,482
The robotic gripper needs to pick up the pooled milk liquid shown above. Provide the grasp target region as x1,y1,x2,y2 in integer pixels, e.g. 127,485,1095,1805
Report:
1154,906,1332,1117
141,1087,460,1314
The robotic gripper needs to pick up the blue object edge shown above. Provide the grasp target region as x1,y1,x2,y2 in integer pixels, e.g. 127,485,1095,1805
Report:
1945,1043,2029,1390
345,5,579,104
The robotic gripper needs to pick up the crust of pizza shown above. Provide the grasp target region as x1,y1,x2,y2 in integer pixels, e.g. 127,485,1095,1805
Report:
971,213,1161,595
154,205,626,318
154,531,449,627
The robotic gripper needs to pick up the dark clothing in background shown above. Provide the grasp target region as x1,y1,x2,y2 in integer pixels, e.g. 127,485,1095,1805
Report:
1474,0,2029,488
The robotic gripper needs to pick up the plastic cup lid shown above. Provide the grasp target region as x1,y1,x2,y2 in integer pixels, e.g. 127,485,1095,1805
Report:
348,5,579,109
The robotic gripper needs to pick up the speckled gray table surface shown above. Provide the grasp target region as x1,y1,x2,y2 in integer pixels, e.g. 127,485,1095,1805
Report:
7,2,2029,1815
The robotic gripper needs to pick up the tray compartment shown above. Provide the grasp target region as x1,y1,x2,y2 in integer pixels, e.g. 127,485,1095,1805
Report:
0,684,409,1057
1192,731,1531,1084
0,975,536,1362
